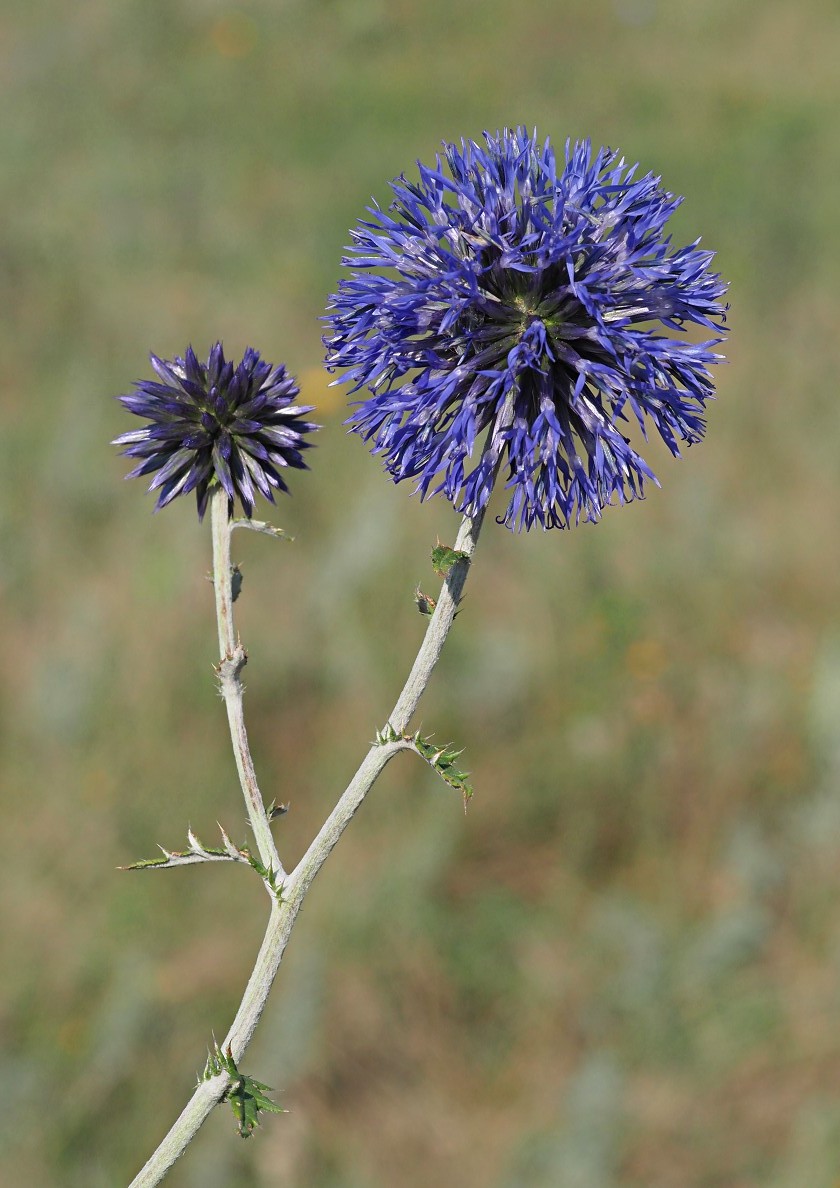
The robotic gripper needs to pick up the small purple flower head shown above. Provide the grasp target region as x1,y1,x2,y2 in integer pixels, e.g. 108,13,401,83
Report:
114,344,318,518
325,128,728,530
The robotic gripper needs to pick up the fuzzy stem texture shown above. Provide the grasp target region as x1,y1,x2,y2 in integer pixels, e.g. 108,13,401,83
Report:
127,503,484,1187
210,487,283,879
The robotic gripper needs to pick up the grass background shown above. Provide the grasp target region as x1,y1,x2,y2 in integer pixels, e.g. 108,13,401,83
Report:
2,1,840,1184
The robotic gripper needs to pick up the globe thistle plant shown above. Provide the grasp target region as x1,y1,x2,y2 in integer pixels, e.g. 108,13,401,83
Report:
114,343,318,518
114,134,735,1183
325,128,728,530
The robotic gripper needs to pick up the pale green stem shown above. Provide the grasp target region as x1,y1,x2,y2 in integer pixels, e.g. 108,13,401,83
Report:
210,486,282,879
127,503,485,1187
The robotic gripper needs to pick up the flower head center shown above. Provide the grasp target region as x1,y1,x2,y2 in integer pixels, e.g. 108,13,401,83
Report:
501,282,563,338
196,386,239,442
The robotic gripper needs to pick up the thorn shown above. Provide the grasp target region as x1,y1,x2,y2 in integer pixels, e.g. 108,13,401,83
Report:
217,823,241,858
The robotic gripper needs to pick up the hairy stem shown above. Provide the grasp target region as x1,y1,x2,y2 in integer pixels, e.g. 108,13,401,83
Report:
210,486,282,879
128,504,484,1187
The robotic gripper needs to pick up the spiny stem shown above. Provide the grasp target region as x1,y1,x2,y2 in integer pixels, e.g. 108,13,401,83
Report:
290,506,486,902
210,486,282,880
388,509,482,735
127,506,484,1186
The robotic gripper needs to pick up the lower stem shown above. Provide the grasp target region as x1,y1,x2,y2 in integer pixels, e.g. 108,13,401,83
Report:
128,504,485,1186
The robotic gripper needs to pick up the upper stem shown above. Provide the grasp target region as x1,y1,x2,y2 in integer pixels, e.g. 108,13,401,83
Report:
210,487,283,879
210,487,236,660
388,508,484,735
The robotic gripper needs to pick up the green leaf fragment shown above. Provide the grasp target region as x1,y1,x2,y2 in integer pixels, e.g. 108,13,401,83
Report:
123,855,172,870
119,823,251,871
374,722,400,746
413,735,473,800
431,542,469,578
243,849,284,899
374,723,473,804
202,1043,286,1137
228,1077,282,1138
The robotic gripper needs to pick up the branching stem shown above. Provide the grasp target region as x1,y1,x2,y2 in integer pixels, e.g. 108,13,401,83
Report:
128,500,485,1187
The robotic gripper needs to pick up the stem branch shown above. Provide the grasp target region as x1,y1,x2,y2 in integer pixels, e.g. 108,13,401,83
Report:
128,502,485,1186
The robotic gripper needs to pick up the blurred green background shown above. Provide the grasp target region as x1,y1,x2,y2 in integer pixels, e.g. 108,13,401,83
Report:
2,1,840,1184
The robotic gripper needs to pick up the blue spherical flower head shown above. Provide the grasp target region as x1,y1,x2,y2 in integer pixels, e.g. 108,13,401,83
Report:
325,129,728,530
114,344,319,518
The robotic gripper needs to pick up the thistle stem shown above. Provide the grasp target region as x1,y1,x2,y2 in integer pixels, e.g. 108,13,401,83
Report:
128,503,485,1186
388,510,482,735
210,486,283,880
